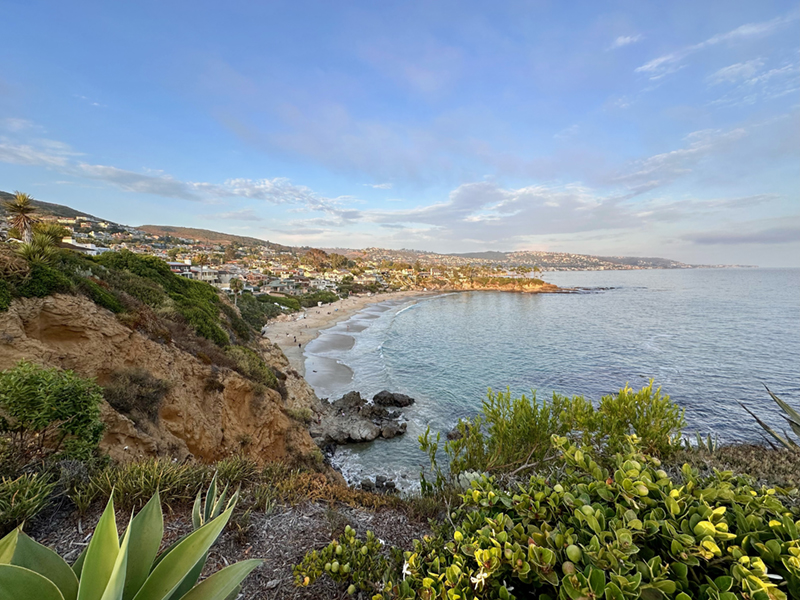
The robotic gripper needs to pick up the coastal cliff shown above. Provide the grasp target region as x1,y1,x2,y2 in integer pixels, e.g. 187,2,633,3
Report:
0,293,321,465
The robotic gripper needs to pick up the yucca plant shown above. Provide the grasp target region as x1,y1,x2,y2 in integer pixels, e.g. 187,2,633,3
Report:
740,385,800,452
0,481,261,600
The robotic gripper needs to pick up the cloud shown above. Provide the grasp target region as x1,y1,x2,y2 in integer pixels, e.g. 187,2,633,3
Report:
709,61,800,107
683,226,800,245
635,12,798,80
609,34,643,49
365,183,393,189
202,208,264,221
0,138,81,167
1,118,38,132
707,59,765,84
554,124,579,139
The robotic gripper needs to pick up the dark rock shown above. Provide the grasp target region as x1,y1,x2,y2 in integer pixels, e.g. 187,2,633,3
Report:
311,390,410,446
375,475,387,487
446,427,462,441
373,390,415,407
361,479,375,492
384,480,396,490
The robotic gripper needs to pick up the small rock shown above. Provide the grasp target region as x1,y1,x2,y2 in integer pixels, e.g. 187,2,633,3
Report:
361,479,375,492
375,475,387,487
384,480,396,490
373,390,415,407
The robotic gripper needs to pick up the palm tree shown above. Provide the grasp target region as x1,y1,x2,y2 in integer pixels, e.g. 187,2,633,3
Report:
229,277,244,306
3,191,38,244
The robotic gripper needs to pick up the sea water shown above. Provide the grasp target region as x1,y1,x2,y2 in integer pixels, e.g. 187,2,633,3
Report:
304,269,800,487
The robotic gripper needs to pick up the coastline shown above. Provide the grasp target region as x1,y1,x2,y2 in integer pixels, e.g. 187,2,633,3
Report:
263,290,434,377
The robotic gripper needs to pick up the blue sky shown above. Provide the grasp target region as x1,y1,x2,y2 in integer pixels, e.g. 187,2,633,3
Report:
1,1,798,266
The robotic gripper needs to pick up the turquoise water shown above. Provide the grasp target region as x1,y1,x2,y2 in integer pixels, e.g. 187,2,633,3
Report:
305,269,800,486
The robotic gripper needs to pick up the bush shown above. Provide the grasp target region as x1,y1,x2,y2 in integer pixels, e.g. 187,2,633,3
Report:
420,383,685,489
14,263,72,298
225,346,279,390
0,473,55,535
0,280,10,312
296,435,800,600
103,368,171,424
75,277,123,313
0,361,104,462
220,301,251,342
298,290,339,308
258,294,301,311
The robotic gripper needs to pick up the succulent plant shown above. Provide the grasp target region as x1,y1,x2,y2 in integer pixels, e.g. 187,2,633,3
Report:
296,435,800,599
0,482,260,600
740,385,800,452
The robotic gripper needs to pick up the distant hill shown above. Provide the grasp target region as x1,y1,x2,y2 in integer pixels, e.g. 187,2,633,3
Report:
138,224,290,251
0,191,100,220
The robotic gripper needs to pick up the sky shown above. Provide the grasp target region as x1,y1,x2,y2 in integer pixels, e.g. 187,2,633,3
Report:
1,1,798,266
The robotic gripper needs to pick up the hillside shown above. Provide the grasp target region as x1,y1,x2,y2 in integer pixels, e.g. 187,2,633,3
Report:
0,190,101,220
138,223,289,250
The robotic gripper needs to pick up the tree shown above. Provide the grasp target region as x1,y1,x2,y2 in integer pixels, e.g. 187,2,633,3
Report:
229,277,244,306
330,253,349,269
193,253,209,267
223,244,237,263
167,247,180,260
3,192,38,244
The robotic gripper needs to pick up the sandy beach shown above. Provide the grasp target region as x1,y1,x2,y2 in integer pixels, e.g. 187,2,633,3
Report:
262,291,431,377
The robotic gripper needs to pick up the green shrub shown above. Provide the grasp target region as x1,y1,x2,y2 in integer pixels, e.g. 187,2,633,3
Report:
0,280,10,312
0,473,55,535
100,267,167,308
14,263,72,298
89,458,211,510
420,383,685,490
258,294,301,311
75,278,123,313
298,290,339,308
0,485,262,600
0,361,104,461
220,302,251,342
596,382,686,457
102,368,171,424
225,346,279,390
296,435,800,600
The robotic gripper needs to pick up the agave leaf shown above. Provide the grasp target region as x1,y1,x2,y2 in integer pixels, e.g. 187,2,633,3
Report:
203,475,217,525
739,402,793,450
778,414,800,441
100,516,132,600
77,495,120,600
165,555,206,600
177,560,262,600
191,491,202,531
132,506,235,600
765,385,800,424
123,492,164,600
0,529,19,564
0,564,65,600
72,547,88,578
12,530,79,600
211,484,230,521
222,585,240,600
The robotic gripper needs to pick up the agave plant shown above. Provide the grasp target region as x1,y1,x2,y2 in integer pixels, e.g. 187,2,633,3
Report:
0,480,261,600
740,385,800,452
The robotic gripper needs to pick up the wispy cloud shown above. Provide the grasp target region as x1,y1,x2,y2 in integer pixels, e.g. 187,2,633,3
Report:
609,34,643,50
365,182,393,189
202,208,264,221
635,12,798,80
707,59,765,84
683,225,800,245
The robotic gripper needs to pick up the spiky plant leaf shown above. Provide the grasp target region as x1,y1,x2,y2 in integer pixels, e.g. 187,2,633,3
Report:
0,529,18,564
177,560,262,600
99,516,132,600
77,495,120,600
0,564,65,600
132,506,234,600
739,402,793,451
11,530,79,600
122,492,163,600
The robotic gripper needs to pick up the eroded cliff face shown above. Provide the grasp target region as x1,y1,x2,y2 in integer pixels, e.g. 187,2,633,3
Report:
0,294,320,465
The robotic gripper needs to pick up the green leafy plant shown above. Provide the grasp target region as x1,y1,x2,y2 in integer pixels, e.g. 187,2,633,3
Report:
0,361,104,463
0,474,56,535
0,484,261,600
297,435,800,600
103,369,171,424
740,386,800,452
420,383,685,492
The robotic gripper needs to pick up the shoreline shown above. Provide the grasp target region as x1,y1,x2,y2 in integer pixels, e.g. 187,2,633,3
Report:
263,290,434,377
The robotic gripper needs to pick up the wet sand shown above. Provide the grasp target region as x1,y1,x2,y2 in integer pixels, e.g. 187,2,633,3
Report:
262,291,431,377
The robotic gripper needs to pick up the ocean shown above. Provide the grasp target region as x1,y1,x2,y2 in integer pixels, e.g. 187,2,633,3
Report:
303,268,800,487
